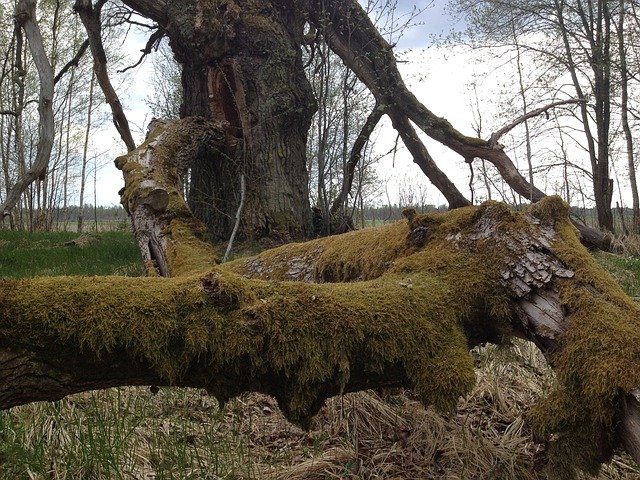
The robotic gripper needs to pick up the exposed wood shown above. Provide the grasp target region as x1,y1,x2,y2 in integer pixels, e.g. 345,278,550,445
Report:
0,0,55,219
114,117,225,276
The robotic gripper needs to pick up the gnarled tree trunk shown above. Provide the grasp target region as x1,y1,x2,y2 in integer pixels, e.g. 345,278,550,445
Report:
5,125,640,477
132,0,317,241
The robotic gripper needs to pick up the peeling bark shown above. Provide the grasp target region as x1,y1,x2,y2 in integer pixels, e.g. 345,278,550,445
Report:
114,117,224,276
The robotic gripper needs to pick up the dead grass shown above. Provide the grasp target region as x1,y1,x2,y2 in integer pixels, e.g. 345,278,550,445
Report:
3,341,640,478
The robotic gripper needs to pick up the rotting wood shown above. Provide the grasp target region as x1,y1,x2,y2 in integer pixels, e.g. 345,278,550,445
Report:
114,117,225,276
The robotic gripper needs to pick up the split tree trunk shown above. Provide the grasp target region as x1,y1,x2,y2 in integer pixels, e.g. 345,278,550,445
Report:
124,0,317,241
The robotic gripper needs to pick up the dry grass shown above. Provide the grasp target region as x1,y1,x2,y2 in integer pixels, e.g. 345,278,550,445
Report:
611,234,640,257
3,342,640,479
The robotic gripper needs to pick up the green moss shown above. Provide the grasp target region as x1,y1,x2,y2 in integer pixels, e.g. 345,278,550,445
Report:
225,221,410,281
167,219,219,276
228,197,640,475
523,197,640,478
0,262,479,427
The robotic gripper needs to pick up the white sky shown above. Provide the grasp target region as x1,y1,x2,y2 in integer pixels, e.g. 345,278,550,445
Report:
91,0,482,207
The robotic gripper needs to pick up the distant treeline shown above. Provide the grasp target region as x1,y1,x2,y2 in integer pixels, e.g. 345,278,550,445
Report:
6,202,635,236
362,203,635,236
2,205,130,232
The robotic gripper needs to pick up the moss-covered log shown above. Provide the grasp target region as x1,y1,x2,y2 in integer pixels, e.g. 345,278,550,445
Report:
2,196,640,477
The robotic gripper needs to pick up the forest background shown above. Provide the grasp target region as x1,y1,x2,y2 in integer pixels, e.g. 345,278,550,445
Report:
4,0,636,236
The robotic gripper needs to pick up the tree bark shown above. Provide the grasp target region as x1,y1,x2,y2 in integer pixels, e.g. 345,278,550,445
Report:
0,0,54,220
119,0,317,241
329,104,384,217
617,0,639,234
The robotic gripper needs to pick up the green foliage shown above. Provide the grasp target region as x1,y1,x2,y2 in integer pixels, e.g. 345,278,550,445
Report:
0,230,144,278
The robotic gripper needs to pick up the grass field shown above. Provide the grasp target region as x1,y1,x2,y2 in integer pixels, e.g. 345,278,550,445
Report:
0,231,144,278
1,230,640,479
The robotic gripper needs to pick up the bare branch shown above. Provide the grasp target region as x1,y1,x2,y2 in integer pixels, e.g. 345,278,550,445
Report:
330,104,384,215
118,27,165,74
388,110,471,209
53,39,89,84
223,174,246,262
489,98,586,146
73,0,136,152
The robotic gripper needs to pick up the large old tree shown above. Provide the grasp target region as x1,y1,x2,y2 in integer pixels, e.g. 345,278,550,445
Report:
2,0,640,478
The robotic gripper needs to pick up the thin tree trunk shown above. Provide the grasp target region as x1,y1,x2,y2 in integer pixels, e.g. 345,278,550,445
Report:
330,105,384,216
617,0,639,233
62,67,74,230
77,72,94,233
0,1,55,224
511,18,534,202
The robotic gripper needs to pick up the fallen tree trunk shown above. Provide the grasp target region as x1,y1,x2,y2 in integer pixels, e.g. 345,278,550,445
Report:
1,122,639,478
0,203,638,477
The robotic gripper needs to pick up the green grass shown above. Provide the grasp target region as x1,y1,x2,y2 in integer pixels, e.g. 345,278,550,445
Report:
0,231,144,278
594,251,640,297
